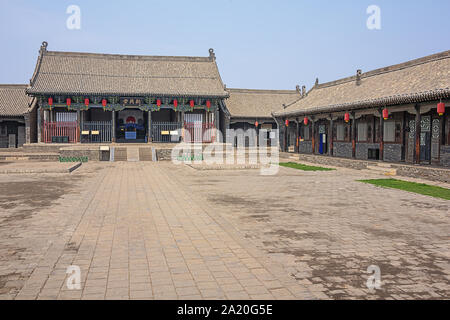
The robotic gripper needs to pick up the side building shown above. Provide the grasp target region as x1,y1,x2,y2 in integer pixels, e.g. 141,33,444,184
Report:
274,50,450,167
0,85,37,148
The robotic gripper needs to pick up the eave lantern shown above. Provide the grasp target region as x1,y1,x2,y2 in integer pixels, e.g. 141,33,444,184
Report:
102,99,107,111
382,108,389,120
190,100,195,108
84,98,89,108
285,119,289,127
303,117,308,126
48,97,53,109
437,102,445,116
344,112,350,123
156,99,161,108
255,121,259,128
66,98,71,107
173,99,178,109
206,100,211,110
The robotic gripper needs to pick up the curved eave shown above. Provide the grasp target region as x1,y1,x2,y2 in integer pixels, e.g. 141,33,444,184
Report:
26,89,229,99
274,88,450,118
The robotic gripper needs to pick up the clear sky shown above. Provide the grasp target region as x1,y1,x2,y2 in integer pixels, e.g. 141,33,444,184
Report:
0,0,449,90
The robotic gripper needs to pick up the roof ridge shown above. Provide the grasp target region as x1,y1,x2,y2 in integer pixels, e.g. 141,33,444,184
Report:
0,84,28,89
44,50,213,62
227,88,300,94
317,50,450,89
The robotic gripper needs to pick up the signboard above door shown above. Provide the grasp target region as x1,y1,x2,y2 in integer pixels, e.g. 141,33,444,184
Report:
120,98,143,107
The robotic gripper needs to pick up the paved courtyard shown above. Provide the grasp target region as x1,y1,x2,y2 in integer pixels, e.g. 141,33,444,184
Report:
0,161,449,300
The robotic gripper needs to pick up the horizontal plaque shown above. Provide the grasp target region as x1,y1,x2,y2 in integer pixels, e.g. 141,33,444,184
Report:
91,131,100,135
161,131,170,135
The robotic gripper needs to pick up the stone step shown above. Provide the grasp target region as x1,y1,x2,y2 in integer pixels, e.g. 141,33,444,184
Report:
114,148,127,162
366,165,397,176
127,147,140,162
139,148,153,161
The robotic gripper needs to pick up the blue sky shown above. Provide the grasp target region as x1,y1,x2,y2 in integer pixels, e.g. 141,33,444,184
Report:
0,0,449,89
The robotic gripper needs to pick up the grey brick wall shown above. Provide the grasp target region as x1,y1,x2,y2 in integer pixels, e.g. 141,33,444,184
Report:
383,144,403,162
299,141,312,154
355,143,380,160
333,142,352,158
440,146,450,167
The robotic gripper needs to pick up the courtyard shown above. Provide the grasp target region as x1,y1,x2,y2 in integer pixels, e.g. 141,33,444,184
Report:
0,161,449,300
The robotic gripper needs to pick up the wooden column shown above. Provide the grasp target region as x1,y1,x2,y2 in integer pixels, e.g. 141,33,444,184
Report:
351,112,356,158
311,119,315,154
296,120,300,153
329,115,334,156
37,107,42,143
76,110,81,143
112,110,116,143
415,105,421,164
181,111,185,142
379,109,384,161
147,111,152,143
215,108,220,143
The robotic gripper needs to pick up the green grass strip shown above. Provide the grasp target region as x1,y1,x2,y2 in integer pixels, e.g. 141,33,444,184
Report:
279,162,335,172
358,179,450,200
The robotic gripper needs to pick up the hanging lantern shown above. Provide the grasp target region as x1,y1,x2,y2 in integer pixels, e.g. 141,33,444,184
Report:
344,112,350,123
304,117,308,125
382,108,389,120
190,100,195,108
285,119,289,127
84,98,89,107
206,100,211,109
156,99,161,107
66,98,71,107
437,102,445,116
255,121,259,128
102,99,107,111
173,99,178,109
48,97,53,107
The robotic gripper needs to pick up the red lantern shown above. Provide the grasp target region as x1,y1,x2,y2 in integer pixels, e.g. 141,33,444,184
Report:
173,99,178,108
156,99,161,107
304,117,308,125
285,119,289,127
48,97,53,106
66,98,71,107
84,98,89,107
344,113,350,123
382,108,389,120
437,102,445,116
102,99,107,107
255,121,259,127
206,100,211,109
190,100,195,108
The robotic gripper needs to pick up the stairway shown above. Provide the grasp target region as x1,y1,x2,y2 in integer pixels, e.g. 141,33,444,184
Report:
114,147,127,162
138,148,153,161
127,147,140,162
366,162,397,176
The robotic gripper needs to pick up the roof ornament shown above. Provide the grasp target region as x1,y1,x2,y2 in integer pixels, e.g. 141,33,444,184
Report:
296,85,301,93
315,78,319,88
356,69,362,85
40,41,48,53
209,48,216,60
302,86,306,97
224,84,227,90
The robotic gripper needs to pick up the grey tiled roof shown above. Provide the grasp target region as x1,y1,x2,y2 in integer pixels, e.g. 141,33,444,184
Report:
27,44,228,98
0,85,34,116
225,88,301,118
275,50,450,117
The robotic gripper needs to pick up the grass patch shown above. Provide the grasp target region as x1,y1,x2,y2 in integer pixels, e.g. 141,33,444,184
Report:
279,162,335,172
358,179,450,200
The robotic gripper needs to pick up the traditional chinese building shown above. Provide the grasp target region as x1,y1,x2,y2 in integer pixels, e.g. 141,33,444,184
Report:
26,42,229,144
274,50,450,167
0,85,37,148
224,87,301,146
